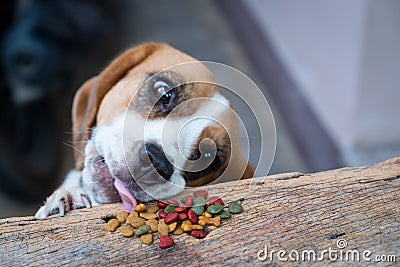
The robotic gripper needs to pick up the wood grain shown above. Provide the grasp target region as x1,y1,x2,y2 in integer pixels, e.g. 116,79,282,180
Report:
1,158,399,266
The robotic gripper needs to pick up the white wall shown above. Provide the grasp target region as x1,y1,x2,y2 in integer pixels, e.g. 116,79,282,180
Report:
245,0,400,165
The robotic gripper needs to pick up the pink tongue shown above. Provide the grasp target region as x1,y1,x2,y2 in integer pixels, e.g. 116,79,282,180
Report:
113,179,137,212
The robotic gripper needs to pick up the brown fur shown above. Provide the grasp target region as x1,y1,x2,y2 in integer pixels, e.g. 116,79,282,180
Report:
73,43,166,170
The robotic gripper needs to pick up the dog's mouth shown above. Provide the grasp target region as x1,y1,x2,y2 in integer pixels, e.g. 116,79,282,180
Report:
94,153,160,212
94,154,139,212
113,178,137,212
93,155,137,212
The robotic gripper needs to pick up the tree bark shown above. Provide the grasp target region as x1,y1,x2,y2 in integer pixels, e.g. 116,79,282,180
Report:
1,158,399,266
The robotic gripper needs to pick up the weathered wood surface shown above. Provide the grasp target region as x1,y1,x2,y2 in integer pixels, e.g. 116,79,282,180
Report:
1,158,399,266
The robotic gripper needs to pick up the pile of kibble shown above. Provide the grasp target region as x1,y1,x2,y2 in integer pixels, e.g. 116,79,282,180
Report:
105,190,243,249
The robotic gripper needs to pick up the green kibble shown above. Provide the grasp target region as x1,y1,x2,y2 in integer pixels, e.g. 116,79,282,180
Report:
134,225,150,236
190,205,204,216
207,204,224,214
193,197,206,207
217,210,231,219
164,204,176,214
228,202,243,214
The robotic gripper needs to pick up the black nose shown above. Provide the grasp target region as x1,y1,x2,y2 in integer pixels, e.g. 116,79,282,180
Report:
138,143,173,181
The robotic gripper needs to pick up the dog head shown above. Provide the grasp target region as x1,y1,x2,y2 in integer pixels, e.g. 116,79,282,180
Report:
73,43,253,210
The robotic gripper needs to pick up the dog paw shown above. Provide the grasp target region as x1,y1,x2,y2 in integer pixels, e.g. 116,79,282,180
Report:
35,187,91,220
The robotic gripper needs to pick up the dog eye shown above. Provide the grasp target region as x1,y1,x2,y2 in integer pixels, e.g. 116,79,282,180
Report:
154,80,174,105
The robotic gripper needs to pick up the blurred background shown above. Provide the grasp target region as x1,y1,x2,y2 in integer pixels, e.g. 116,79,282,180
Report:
1,0,399,218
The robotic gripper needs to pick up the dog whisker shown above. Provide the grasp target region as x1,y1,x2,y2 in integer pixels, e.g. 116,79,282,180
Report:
65,131,91,135
62,142,85,157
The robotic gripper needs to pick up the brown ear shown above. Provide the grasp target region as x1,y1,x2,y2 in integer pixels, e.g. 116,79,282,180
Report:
241,163,254,179
72,42,165,170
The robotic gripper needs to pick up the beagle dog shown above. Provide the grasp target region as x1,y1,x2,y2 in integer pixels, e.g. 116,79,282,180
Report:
35,43,253,219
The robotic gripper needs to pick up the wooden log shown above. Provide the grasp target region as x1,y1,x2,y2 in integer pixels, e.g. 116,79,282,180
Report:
1,158,399,266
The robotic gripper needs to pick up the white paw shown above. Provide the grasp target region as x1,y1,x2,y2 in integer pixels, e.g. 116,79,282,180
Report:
35,187,91,220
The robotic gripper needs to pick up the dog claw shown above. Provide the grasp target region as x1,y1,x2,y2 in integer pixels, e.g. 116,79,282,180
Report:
58,199,65,217
81,194,91,208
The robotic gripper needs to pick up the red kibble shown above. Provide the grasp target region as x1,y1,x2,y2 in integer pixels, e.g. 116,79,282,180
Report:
207,196,224,206
175,206,187,213
164,213,179,224
157,201,167,209
190,230,206,239
188,209,198,224
166,199,179,206
193,190,208,198
183,195,193,207
178,212,188,221
158,235,174,249
158,209,167,219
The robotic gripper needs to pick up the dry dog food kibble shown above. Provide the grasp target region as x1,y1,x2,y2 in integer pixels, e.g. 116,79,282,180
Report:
156,201,167,209
116,210,129,222
157,219,169,236
190,229,207,239
140,212,158,220
120,225,134,237
202,211,212,218
104,191,244,249
181,219,193,232
164,204,176,214
207,196,224,206
146,218,159,232
208,216,221,227
181,222,192,232
128,217,145,228
198,215,221,227
183,195,193,207
207,204,224,214
190,206,204,216
218,210,231,219
164,213,179,224
140,233,153,245
188,209,198,224
228,202,243,214
172,225,184,235
191,224,203,230
178,212,188,221
135,225,151,236
135,203,147,213
146,206,159,214
168,222,178,233
193,197,206,207
106,219,120,232
157,209,167,219
158,235,174,249
128,211,139,218
174,206,187,213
